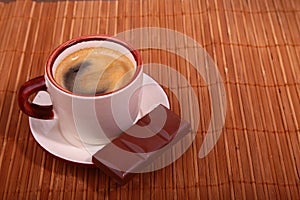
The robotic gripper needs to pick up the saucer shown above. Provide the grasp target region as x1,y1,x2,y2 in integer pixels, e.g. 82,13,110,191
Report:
29,73,170,165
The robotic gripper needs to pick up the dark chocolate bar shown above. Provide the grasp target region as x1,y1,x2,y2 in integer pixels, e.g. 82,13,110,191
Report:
92,104,191,185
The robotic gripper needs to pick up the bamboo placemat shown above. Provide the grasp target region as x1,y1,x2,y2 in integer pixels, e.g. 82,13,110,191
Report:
0,0,299,199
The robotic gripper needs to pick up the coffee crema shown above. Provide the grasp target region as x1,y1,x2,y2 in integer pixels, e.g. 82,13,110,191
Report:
54,47,135,95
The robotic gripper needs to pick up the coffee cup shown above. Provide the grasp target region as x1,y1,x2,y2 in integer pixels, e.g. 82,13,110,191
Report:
18,35,143,147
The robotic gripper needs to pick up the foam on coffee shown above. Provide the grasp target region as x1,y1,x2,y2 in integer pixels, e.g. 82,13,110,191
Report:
54,47,135,95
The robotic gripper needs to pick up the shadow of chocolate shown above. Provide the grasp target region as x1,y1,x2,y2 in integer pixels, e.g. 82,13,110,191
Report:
17,136,129,190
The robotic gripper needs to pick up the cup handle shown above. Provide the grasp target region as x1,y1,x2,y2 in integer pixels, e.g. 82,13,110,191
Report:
18,76,54,119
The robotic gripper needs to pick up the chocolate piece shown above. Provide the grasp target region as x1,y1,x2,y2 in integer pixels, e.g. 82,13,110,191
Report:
92,104,191,185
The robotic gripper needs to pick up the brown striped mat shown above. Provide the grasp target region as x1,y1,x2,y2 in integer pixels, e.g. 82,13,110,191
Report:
0,0,299,199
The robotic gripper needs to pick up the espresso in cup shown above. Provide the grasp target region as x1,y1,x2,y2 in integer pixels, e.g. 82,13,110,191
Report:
54,47,135,95
19,35,143,146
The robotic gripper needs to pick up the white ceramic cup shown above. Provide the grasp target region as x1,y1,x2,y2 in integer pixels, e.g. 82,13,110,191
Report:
18,35,143,147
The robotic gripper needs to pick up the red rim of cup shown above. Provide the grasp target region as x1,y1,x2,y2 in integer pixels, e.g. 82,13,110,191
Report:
46,35,143,97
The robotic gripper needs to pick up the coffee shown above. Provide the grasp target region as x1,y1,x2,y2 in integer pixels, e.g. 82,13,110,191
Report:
54,47,135,95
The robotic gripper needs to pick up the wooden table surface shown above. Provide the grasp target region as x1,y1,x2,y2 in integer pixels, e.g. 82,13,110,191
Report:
0,0,299,199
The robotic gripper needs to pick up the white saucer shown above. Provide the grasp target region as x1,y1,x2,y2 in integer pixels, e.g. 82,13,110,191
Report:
29,73,170,165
